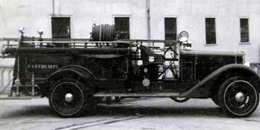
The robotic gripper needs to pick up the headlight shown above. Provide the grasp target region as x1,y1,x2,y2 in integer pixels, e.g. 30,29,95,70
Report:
178,31,189,42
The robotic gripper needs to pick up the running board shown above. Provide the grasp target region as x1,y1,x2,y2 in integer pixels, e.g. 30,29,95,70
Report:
94,92,180,98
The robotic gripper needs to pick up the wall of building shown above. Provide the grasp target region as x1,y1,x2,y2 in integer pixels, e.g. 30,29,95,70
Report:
150,0,260,62
0,0,148,39
0,0,260,62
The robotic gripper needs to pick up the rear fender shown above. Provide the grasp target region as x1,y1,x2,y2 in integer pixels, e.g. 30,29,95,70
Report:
44,65,96,97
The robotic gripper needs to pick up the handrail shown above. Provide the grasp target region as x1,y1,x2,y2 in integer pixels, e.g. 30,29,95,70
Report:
0,37,179,43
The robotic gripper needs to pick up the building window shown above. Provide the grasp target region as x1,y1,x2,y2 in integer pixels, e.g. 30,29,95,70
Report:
165,18,177,40
115,17,130,39
205,18,216,44
240,18,249,42
52,17,71,38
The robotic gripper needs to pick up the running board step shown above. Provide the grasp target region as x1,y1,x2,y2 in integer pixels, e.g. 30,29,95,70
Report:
94,92,180,97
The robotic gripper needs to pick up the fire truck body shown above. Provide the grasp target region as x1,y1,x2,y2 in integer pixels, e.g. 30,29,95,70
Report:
1,26,259,117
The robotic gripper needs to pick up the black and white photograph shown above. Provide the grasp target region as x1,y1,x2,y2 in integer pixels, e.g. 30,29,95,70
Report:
1,0,260,129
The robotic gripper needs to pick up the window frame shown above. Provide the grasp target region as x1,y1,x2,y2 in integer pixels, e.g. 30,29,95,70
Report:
205,18,217,44
164,17,177,40
240,18,250,43
51,17,71,38
114,17,130,40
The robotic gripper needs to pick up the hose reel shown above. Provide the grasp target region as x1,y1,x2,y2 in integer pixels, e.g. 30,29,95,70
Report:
91,24,115,41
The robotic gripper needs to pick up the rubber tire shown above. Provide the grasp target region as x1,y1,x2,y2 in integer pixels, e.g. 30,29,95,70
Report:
218,76,259,117
49,78,89,117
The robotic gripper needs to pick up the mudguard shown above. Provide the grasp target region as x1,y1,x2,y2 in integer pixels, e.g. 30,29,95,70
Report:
44,65,96,96
180,64,260,97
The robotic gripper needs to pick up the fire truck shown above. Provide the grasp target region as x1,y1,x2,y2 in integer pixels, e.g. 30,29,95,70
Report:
1,25,259,117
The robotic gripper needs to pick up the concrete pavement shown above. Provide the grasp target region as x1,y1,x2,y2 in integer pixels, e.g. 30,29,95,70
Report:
0,98,260,130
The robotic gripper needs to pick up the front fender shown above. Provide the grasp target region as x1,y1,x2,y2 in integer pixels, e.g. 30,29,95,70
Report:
180,64,260,97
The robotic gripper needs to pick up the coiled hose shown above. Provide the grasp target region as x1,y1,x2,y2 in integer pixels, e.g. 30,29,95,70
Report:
91,24,115,41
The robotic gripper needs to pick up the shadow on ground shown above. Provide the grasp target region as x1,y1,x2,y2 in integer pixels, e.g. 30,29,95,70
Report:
88,105,223,117
1,102,224,118
0,105,53,118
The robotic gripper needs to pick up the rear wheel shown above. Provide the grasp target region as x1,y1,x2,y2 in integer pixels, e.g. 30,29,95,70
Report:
49,79,88,117
218,77,259,117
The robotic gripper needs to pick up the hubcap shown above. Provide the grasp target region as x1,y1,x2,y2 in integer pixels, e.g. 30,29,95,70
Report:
235,92,245,103
65,93,73,103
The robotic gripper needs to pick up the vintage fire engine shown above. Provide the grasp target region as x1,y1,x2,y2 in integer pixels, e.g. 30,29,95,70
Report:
1,25,260,117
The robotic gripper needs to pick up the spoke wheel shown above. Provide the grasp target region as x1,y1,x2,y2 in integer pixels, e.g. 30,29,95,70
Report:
50,80,85,117
219,77,259,117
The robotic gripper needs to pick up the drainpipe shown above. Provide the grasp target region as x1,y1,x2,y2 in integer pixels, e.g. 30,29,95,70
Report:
52,0,55,15
146,0,151,40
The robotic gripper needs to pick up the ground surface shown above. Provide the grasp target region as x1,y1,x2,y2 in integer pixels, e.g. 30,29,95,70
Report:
0,97,260,130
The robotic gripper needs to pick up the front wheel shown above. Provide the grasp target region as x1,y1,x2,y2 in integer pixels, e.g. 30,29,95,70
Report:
218,77,259,117
49,79,87,117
